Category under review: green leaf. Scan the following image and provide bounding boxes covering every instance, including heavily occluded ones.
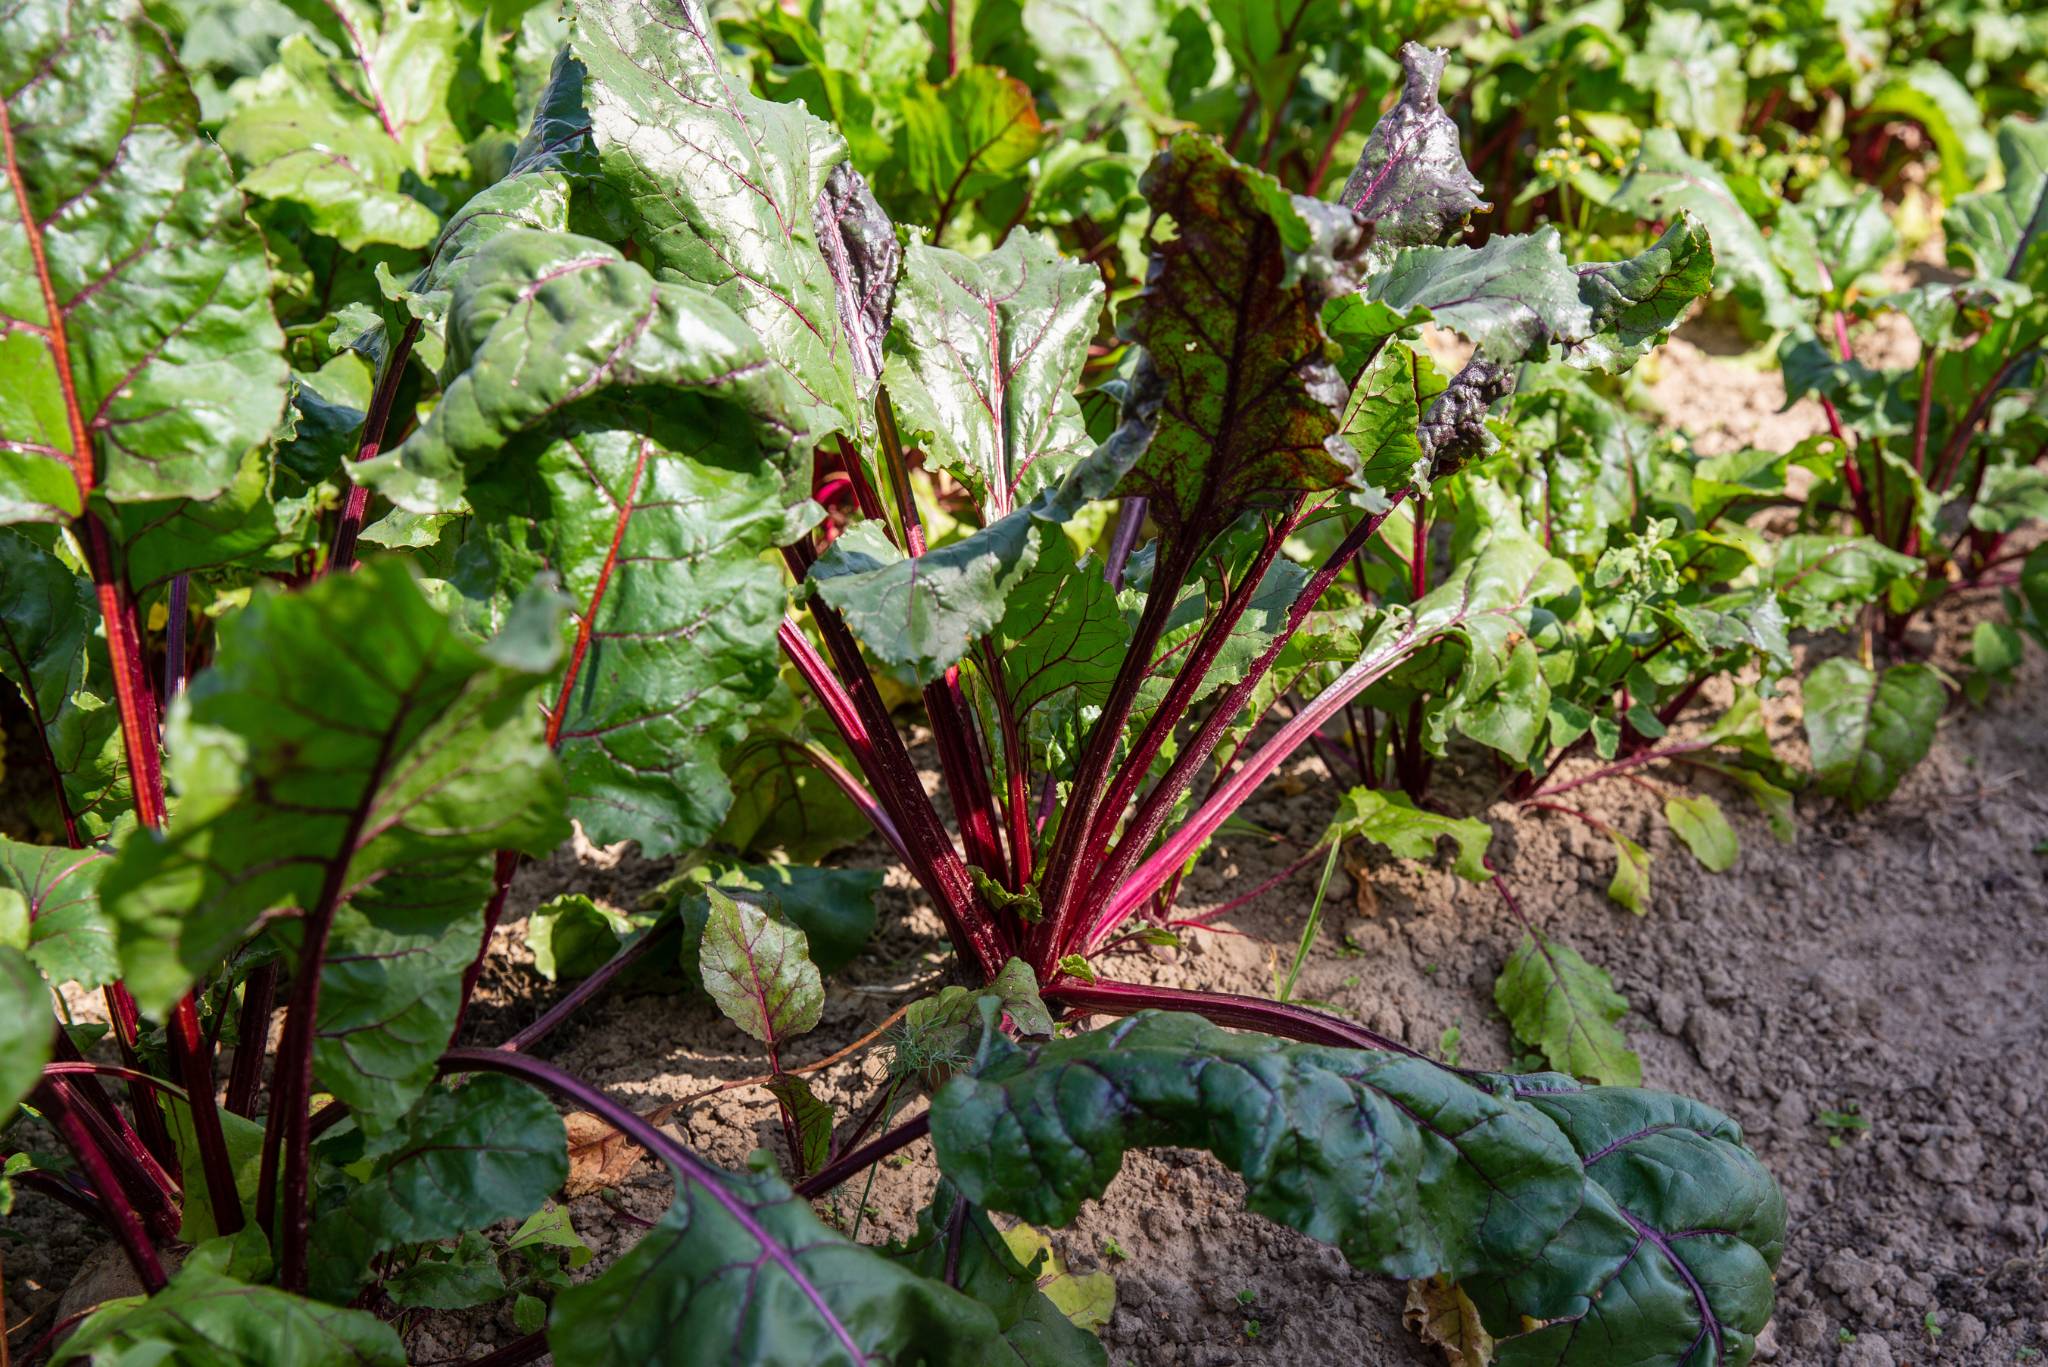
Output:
[810,516,1042,682]
[929,1011,1586,1280]
[1114,133,1369,544]
[1369,230,1588,367]
[1771,534,1922,631]
[363,230,809,516]
[765,1073,834,1175]
[1335,43,1486,250]
[895,66,1043,233]
[1325,788,1492,882]
[1567,214,1715,371]
[52,1266,405,1366]
[1014,0,1174,140]
[884,232,1102,519]
[308,1074,568,1302]
[0,0,289,523]
[570,0,898,442]
[1623,9,1745,138]
[1948,119,2048,287]
[1969,463,2048,533]
[891,1183,1110,1366]
[715,732,876,863]
[385,1231,510,1311]
[1470,1081,1786,1366]
[1604,830,1651,914]
[1866,64,1994,202]
[1608,128,1799,329]
[0,946,51,1118]
[1689,760,1796,845]
[104,562,567,1126]
[1495,933,1640,1086]
[1664,793,1738,872]
[168,1101,265,1242]
[526,894,634,983]
[698,887,824,1048]
[1803,658,1944,811]
[0,838,115,989]
[218,0,466,251]
[1774,191,1899,300]
[549,1163,1005,1365]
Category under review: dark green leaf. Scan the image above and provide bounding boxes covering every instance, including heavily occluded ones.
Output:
[1567,214,1714,371]
[1471,1080,1786,1366]
[890,1182,1110,1367]
[386,1231,510,1311]
[766,1073,834,1175]
[104,562,567,1127]
[929,1011,1586,1281]
[309,1074,568,1302]
[549,1163,1005,1365]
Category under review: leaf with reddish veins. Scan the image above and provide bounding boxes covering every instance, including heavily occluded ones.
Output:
[885,231,1103,519]
[101,561,567,1131]
[570,0,897,442]
[0,0,288,521]
[698,887,823,1049]
[1113,133,1370,545]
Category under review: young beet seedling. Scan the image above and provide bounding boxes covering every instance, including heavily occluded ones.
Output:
[0,0,1787,1363]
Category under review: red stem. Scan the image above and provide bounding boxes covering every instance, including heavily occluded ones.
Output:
[1045,979,1419,1057]
[223,961,276,1118]
[328,317,422,574]
[1519,739,1712,802]
[1031,534,1201,960]
[1079,497,1405,942]
[792,1112,932,1198]
[499,919,681,1054]
[40,1080,165,1293]
[1306,88,1372,195]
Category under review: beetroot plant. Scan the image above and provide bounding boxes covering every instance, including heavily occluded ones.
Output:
[0,0,1785,1362]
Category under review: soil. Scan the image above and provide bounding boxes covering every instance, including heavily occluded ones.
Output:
[6,319,2045,1367]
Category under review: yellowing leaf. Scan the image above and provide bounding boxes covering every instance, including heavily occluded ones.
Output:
[1404,1275,1495,1366]
[998,1222,1116,1334]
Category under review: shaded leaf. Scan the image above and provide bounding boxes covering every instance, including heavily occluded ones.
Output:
[526,894,634,983]
[890,1183,1110,1366]
[308,1074,568,1302]
[766,1073,834,1175]
[549,1162,1005,1365]
[0,836,116,990]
